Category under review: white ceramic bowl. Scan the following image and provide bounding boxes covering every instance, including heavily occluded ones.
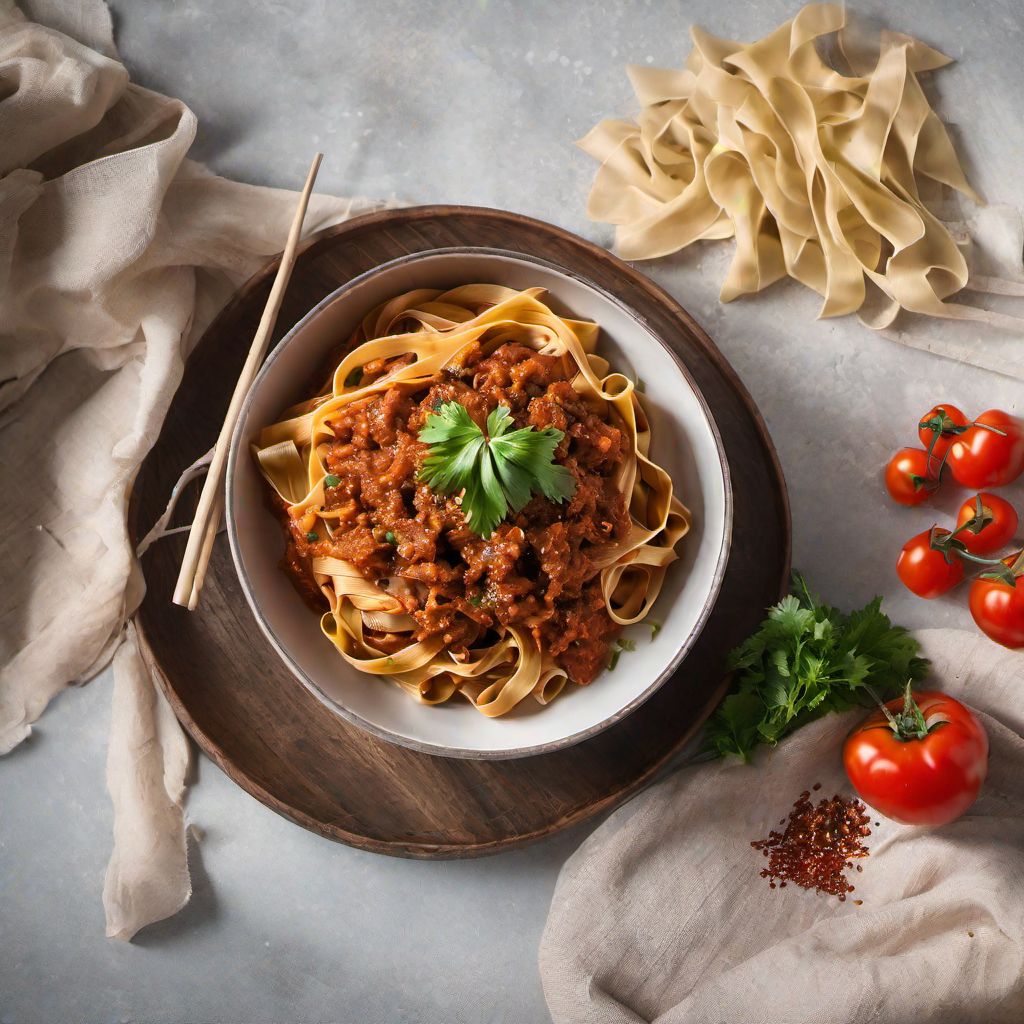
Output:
[227,248,731,758]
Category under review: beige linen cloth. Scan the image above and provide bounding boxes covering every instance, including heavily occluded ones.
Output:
[0,0,378,939]
[540,628,1024,1023]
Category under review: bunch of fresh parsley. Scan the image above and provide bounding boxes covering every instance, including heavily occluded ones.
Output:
[706,574,929,761]
[418,402,575,538]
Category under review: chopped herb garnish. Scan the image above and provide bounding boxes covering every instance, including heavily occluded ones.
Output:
[324,474,341,488]
[607,637,636,670]
[305,531,319,543]
[385,656,395,666]
[344,366,363,388]
[649,620,662,640]
[468,593,484,607]
[418,402,575,538]
[384,531,397,545]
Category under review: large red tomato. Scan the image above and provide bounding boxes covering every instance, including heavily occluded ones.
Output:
[844,688,988,826]
[948,409,1024,488]
[969,555,1024,649]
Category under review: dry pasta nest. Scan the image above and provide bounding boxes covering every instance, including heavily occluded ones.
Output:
[579,2,985,331]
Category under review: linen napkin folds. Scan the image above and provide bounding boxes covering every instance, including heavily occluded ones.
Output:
[540,629,1024,1024]
[0,0,378,939]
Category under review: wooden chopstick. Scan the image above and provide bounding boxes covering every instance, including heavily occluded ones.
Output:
[172,152,324,609]
[186,490,223,610]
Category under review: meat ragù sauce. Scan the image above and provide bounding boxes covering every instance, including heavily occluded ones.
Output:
[279,341,632,685]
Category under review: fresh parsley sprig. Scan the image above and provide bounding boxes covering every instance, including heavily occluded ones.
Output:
[706,574,928,761]
[418,402,575,538]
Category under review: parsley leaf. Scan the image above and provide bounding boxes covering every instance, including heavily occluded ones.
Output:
[705,574,928,761]
[418,401,576,538]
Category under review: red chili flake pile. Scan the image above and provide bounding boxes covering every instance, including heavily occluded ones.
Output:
[751,786,872,901]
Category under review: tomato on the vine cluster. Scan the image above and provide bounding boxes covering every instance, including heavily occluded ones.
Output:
[885,404,1024,504]
[889,403,1024,650]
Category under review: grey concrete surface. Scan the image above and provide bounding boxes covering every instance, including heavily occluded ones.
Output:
[2,1,1023,1021]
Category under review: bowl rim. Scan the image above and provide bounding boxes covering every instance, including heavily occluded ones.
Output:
[226,245,733,759]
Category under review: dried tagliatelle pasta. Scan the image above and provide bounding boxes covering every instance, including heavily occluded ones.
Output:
[579,2,990,329]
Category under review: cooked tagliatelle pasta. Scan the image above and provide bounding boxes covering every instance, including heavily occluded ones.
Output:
[254,285,689,717]
[579,2,983,330]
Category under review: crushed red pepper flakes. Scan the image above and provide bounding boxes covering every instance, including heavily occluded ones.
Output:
[751,786,871,901]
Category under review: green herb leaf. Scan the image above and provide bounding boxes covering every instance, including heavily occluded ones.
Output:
[418,401,576,538]
[705,691,764,762]
[705,574,928,761]
[306,531,319,543]
[344,367,363,388]
[384,531,397,545]
[324,474,341,488]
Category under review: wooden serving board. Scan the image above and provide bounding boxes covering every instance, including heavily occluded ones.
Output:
[129,206,790,858]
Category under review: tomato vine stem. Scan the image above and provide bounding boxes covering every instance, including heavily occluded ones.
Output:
[868,681,935,741]
[927,511,1020,587]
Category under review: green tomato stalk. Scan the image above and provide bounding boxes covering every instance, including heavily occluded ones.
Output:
[927,498,1022,588]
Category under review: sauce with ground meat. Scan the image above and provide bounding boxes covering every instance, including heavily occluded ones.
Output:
[278,341,632,685]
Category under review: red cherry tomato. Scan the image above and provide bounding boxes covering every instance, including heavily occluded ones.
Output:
[844,689,988,826]
[917,403,969,458]
[969,555,1024,649]
[897,528,964,598]
[955,493,1019,555]
[948,409,1024,488]
[884,448,934,506]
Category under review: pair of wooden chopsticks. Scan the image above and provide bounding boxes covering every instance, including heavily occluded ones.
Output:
[172,153,323,610]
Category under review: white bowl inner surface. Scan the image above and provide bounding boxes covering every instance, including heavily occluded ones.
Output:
[229,251,728,756]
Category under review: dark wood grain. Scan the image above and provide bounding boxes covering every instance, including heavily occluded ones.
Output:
[129,206,791,859]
